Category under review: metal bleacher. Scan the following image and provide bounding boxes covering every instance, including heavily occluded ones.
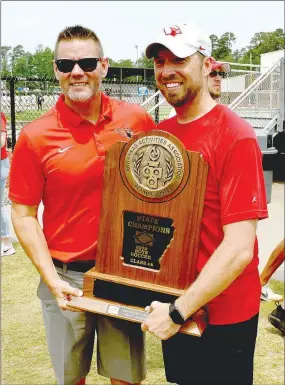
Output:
[142,57,284,152]
[141,56,285,198]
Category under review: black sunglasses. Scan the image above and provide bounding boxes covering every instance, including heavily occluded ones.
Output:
[209,71,228,79]
[55,58,103,73]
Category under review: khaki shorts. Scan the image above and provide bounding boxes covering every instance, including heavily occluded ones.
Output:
[37,267,146,385]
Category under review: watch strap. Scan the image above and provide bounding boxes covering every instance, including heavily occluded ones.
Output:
[169,302,185,325]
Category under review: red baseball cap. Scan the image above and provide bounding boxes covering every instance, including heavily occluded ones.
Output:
[211,58,230,72]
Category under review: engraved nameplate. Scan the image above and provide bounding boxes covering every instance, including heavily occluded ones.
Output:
[106,305,148,322]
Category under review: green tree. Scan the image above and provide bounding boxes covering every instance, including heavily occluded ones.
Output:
[242,28,285,64]
[108,58,119,66]
[249,29,284,52]
[230,49,239,62]
[211,32,236,60]
[109,53,153,69]
[138,52,154,69]
[11,45,25,61]
[11,45,29,77]
[32,45,54,77]
[1,46,12,77]
[209,34,219,54]
[107,58,134,68]
[12,54,30,77]
[116,59,134,67]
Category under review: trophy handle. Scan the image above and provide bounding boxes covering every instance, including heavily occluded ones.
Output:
[67,296,207,337]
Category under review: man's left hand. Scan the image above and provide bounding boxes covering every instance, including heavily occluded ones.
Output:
[141,301,180,340]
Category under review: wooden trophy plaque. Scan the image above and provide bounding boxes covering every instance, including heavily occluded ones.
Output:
[68,130,209,336]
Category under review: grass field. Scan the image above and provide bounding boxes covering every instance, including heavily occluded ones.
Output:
[1,244,284,384]
[6,109,50,123]
[4,103,172,127]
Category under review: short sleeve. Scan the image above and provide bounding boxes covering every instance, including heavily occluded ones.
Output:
[9,130,45,206]
[219,138,268,225]
[133,108,157,133]
[1,112,7,132]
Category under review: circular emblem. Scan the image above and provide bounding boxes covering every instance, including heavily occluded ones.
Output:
[124,135,184,198]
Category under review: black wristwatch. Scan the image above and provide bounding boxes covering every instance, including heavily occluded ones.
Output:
[169,302,185,325]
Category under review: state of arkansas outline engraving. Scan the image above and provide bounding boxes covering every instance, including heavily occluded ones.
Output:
[122,211,174,271]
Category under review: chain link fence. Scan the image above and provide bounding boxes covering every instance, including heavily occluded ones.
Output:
[229,60,283,127]
[230,60,284,153]
[1,61,283,149]
[1,76,157,149]
[220,70,261,106]
[143,65,271,122]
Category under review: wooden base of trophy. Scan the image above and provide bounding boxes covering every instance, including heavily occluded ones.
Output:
[67,268,208,336]
[68,131,209,337]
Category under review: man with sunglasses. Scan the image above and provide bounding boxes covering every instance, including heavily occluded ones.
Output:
[9,25,155,385]
[141,22,268,385]
[208,59,230,101]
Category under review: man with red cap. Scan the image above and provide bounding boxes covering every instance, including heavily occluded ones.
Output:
[208,58,230,100]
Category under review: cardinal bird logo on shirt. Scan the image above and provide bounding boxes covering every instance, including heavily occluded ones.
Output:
[163,25,182,37]
[114,127,134,138]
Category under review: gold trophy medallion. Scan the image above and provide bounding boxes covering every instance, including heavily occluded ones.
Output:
[124,135,184,198]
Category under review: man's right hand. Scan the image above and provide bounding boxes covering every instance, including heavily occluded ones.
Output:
[50,279,84,312]
[10,202,84,312]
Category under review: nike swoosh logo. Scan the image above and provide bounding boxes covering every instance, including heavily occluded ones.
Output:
[59,146,73,153]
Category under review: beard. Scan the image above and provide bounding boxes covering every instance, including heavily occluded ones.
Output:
[61,80,101,103]
[158,77,203,107]
[209,89,221,100]
[66,87,95,102]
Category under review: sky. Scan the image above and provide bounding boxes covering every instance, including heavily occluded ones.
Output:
[1,1,284,61]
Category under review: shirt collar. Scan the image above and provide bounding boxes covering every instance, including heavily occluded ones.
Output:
[56,92,113,128]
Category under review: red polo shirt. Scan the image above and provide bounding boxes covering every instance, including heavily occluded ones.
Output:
[9,93,156,262]
[158,104,268,325]
[1,112,8,160]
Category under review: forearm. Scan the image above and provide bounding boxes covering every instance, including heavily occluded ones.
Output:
[260,239,285,285]
[12,214,59,288]
[1,133,7,148]
[176,238,253,319]
[141,221,257,339]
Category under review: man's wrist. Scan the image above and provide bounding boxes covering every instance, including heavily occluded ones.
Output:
[169,301,186,325]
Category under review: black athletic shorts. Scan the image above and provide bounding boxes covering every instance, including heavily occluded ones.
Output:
[162,313,259,385]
